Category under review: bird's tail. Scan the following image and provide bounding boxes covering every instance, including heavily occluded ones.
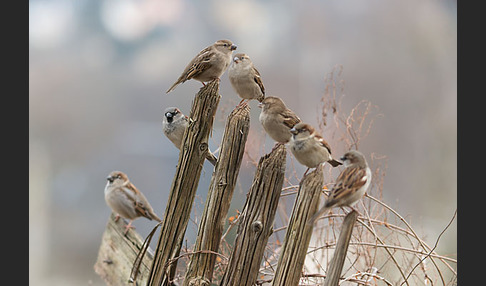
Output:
[307,206,331,226]
[206,151,218,166]
[166,81,180,93]
[328,158,343,167]
[150,211,162,222]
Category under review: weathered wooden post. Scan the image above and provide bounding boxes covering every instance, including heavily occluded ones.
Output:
[322,210,359,286]
[94,213,154,285]
[219,144,287,286]
[183,104,251,286]
[147,80,221,286]
[271,165,325,286]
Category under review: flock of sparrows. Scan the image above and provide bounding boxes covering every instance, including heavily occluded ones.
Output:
[104,39,372,233]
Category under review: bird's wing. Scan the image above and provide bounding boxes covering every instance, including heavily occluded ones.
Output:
[326,166,368,207]
[125,183,157,221]
[252,66,265,95]
[314,134,332,154]
[183,47,214,81]
[281,110,301,129]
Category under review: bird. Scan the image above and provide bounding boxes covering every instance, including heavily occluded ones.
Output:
[258,96,301,145]
[166,39,237,93]
[307,150,371,225]
[104,171,162,234]
[162,107,218,165]
[228,53,265,106]
[289,122,342,175]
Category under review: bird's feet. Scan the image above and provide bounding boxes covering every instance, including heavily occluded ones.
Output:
[123,220,136,235]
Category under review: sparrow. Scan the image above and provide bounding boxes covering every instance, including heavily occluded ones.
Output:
[228,53,265,106]
[289,122,342,175]
[166,39,237,93]
[104,171,162,234]
[258,96,301,144]
[307,150,371,225]
[162,107,218,166]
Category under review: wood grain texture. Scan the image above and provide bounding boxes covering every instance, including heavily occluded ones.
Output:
[147,80,221,286]
[94,213,154,286]
[271,165,325,286]
[219,144,287,286]
[183,104,251,286]
[323,210,359,286]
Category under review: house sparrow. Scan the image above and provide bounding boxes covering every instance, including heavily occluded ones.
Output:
[104,171,162,234]
[289,122,342,175]
[307,150,371,225]
[228,53,265,106]
[258,96,301,144]
[162,107,218,165]
[166,39,237,93]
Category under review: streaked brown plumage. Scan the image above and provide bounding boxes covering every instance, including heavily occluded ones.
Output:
[166,39,237,93]
[228,53,265,105]
[104,171,161,234]
[289,122,342,175]
[307,150,371,225]
[258,96,301,144]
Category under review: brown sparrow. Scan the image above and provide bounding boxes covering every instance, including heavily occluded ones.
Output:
[307,150,371,225]
[166,39,237,93]
[228,53,265,106]
[258,96,301,144]
[162,107,217,165]
[104,171,162,234]
[289,122,342,175]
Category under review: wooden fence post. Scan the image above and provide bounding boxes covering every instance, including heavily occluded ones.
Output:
[147,80,221,286]
[219,144,287,286]
[182,104,251,286]
[94,213,154,285]
[322,210,359,286]
[271,165,325,286]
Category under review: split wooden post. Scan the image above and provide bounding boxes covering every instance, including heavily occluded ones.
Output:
[219,144,287,286]
[322,210,359,286]
[183,104,251,286]
[271,165,325,286]
[147,80,221,286]
[94,213,154,286]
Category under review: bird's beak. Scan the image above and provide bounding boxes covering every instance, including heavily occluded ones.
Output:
[106,176,114,183]
[165,112,173,119]
[258,102,263,108]
[230,44,237,51]
[233,56,240,63]
[290,128,298,135]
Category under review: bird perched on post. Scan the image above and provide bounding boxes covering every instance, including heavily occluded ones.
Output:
[162,107,218,166]
[104,171,162,234]
[289,122,342,175]
[166,39,237,93]
[307,150,371,225]
[228,53,265,106]
[258,96,301,145]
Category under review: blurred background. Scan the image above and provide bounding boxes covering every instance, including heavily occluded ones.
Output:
[29,0,456,284]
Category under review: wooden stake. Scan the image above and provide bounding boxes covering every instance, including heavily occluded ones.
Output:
[323,210,359,286]
[147,80,221,286]
[183,104,251,286]
[271,165,325,286]
[219,144,287,286]
[94,213,154,286]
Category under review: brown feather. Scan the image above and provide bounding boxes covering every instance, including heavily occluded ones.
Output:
[253,67,265,95]
[282,110,301,129]
[326,167,367,206]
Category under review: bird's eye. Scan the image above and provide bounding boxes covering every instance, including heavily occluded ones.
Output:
[116,175,121,179]
[223,43,228,47]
